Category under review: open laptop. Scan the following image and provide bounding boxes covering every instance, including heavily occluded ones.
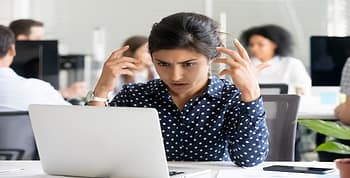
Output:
[28,105,211,178]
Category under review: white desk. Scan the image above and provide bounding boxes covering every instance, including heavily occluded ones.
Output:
[298,97,337,120]
[0,161,338,178]
[298,110,337,120]
[296,88,343,120]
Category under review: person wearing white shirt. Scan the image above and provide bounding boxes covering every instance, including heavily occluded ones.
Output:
[0,25,69,110]
[9,19,88,99]
[240,24,311,95]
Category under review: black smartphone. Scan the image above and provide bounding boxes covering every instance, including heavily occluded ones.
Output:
[263,165,334,174]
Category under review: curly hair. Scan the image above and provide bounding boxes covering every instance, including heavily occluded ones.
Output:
[240,24,293,56]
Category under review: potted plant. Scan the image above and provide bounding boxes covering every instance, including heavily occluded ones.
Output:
[298,119,350,178]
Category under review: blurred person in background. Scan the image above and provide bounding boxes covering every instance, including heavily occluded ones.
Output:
[0,25,69,110]
[240,24,311,95]
[113,35,158,93]
[9,19,88,99]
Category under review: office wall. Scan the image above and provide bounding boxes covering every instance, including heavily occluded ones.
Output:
[0,0,332,69]
[30,0,205,58]
[0,0,32,24]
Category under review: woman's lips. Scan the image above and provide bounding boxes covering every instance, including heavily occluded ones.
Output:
[170,83,189,90]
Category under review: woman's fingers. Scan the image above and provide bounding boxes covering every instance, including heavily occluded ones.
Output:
[117,62,138,70]
[233,39,250,61]
[256,62,271,73]
[216,47,247,66]
[117,59,143,71]
[218,69,232,77]
[119,69,135,76]
[108,45,130,61]
[107,56,139,69]
[212,57,240,68]
[113,56,138,65]
[216,43,270,75]
[214,40,260,102]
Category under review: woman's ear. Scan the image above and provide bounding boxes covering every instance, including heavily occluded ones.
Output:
[8,44,16,57]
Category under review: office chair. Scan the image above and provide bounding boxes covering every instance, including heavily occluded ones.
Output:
[262,94,300,161]
[260,83,289,94]
[0,107,38,160]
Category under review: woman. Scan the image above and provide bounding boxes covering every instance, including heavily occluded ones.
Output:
[240,24,311,95]
[114,35,158,93]
[88,12,268,167]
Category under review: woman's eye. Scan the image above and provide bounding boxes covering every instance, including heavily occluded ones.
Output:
[183,63,195,67]
[158,62,170,67]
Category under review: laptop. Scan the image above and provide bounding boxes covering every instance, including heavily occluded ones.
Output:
[28,105,211,178]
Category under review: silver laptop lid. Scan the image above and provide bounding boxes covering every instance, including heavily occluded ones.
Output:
[29,104,170,178]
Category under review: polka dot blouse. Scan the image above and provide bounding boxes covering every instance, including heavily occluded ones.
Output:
[109,76,269,167]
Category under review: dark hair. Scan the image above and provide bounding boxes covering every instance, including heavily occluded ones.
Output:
[240,24,293,56]
[149,12,222,60]
[9,19,44,38]
[122,35,148,57]
[0,25,15,58]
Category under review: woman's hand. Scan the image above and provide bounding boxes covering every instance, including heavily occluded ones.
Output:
[93,46,139,98]
[212,39,269,102]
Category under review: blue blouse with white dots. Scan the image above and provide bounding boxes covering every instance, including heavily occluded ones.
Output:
[109,76,269,167]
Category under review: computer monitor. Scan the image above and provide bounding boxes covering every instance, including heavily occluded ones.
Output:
[310,36,350,86]
[11,40,59,89]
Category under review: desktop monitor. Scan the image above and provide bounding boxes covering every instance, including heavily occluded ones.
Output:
[11,40,59,89]
[310,36,350,86]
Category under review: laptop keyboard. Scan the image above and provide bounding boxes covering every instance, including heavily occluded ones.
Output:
[169,171,184,176]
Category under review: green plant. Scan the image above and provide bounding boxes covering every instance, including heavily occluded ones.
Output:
[298,119,350,154]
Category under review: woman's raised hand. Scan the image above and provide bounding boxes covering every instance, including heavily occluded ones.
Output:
[94,46,140,98]
[212,39,269,102]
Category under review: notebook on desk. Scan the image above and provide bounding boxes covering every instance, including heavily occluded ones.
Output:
[28,105,211,178]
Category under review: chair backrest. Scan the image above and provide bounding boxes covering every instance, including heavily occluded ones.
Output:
[0,108,37,160]
[260,84,289,94]
[262,94,300,161]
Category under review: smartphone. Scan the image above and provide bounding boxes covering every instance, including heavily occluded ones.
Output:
[263,165,334,174]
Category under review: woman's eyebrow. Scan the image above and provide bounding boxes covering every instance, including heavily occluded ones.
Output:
[153,58,198,64]
[177,59,197,64]
[153,58,170,64]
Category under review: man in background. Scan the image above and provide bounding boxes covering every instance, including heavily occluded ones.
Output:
[9,19,87,99]
[0,25,69,110]
[9,19,44,40]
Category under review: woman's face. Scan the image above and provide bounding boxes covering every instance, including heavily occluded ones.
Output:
[152,49,209,97]
[249,35,277,61]
[134,43,153,67]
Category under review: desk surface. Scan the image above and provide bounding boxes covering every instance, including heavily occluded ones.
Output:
[298,95,338,120]
[0,161,338,178]
[298,103,337,120]
[298,112,337,120]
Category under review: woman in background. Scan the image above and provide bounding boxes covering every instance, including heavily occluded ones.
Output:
[114,35,158,93]
[240,24,311,95]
